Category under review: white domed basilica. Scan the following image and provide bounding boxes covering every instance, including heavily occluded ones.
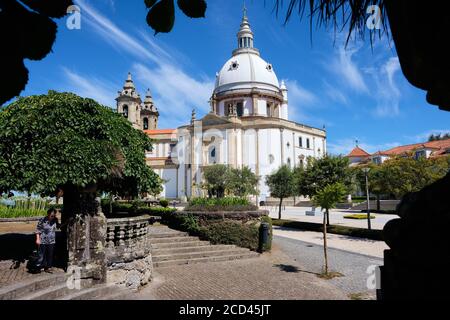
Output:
[116,9,326,202]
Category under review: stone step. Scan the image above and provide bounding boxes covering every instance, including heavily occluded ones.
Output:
[19,283,71,300]
[58,284,127,300]
[150,240,211,249]
[148,236,200,244]
[0,273,68,300]
[154,252,259,268]
[153,248,251,262]
[152,244,236,255]
[147,231,188,239]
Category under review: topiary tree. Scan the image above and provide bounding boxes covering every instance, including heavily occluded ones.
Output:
[202,164,229,198]
[0,91,162,281]
[295,155,351,225]
[0,91,161,205]
[312,182,347,275]
[266,165,296,220]
[225,166,259,198]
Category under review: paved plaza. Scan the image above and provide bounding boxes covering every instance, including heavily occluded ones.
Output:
[266,206,399,230]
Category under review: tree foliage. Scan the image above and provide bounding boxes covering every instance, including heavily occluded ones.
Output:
[266,165,296,219]
[225,166,259,197]
[295,155,352,198]
[145,0,207,34]
[353,156,449,199]
[201,164,259,198]
[0,0,73,106]
[312,182,347,212]
[0,91,161,198]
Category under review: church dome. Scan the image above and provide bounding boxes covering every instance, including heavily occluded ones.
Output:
[213,8,280,95]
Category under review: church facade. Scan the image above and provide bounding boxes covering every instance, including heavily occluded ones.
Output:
[116,11,326,202]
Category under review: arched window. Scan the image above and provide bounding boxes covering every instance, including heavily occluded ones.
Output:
[269,154,275,164]
[143,117,149,130]
[209,146,217,164]
[123,105,128,118]
[287,158,292,168]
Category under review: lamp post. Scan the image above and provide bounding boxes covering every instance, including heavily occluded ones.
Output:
[362,167,371,230]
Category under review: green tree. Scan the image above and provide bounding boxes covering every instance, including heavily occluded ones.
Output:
[202,164,228,198]
[353,164,386,211]
[266,165,296,220]
[0,91,161,217]
[225,166,259,197]
[295,155,351,225]
[312,182,347,275]
[381,156,449,199]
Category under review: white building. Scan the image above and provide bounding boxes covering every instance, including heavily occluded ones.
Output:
[117,10,326,201]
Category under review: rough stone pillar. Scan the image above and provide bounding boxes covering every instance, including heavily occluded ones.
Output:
[65,184,107,284]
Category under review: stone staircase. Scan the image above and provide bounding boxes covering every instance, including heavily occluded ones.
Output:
[148,225,259,268]
[0,272,131,300]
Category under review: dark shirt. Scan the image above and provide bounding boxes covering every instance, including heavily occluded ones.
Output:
[36,217,59,245]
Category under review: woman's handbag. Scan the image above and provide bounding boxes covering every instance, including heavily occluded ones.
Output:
[26,246,42,273]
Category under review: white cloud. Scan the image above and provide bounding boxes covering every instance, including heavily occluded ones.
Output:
[132,63,214,126]
[328,46,369,94]
[367,57,402,117]
[407,129,450,143]
[71,0,215,128]
[327,138,401,156]
[323,80,348,105]
[285,79,318,107]
[61,67,119,107]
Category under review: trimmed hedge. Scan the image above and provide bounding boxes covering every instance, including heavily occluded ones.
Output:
[101,199,176,216]
[185,197,258,212]
[162,211,272,252]
[272,219,383,241]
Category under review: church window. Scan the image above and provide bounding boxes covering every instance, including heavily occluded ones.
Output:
[236,102,244,117]
[287,158,292,168]
[306,138,311,149]
[299,137,303,148]
[269,154,275,164]
[143,117,149,130]
[266,64,273,72]
[230,61,239,70]
[123,105,129,118]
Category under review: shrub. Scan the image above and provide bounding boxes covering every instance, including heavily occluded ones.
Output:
[0,206,46,218]
[161,211,272,252]
[199,220,259,251]
[159,198,169,208]
[185,197,257,212]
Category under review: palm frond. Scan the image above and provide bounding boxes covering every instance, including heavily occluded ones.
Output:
[271,0,389,46]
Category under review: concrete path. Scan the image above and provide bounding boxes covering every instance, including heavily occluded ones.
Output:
[273,226,388,259]
[266,206,399,230]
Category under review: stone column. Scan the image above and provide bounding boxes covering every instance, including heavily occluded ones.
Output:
[65,184,107,285]
[280,128,284,165]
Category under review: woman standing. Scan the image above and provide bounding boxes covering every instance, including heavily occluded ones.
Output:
[35,208,59,273]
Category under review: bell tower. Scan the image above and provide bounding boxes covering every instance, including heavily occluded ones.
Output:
[116,72,142,130]
[141,89,159,130]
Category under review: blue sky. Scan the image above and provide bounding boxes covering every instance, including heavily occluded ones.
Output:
[18,0,450,155]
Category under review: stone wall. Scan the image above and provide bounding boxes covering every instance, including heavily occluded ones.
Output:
[105,215,153,290]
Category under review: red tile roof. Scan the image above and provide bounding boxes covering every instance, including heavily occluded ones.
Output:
[347,147,371,158]
[144,129,176,135]
[381,139,450,156]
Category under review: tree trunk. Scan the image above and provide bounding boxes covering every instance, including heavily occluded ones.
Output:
[323,209,329,275]
[278,198,283,220]
[326,210,330,226]
[376,194,381,212]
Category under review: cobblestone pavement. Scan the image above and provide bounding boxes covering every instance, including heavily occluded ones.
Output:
[274,236,382,300]
[129,246,348,300]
